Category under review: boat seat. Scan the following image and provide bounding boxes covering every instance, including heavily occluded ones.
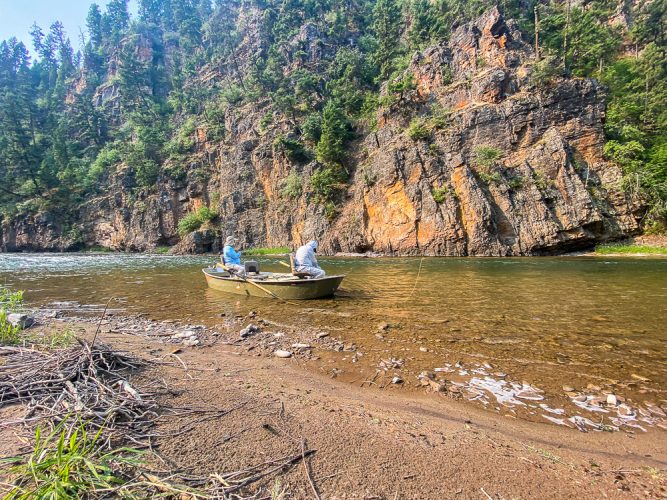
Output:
[289,253,311,279]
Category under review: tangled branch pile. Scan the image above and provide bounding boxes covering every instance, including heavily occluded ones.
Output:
[0,337,318,498]
[0,340,155,445]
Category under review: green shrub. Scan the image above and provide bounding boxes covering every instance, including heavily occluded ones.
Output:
[507,175,524,190]
[302,113,322,143]
[164,163,187,181]
[432,185,449,203]
[533,171,554,192]
[323,201,337,221]
[440,66,453,85]
[310,167,343,202]
[177,213,202,236]
[408,118,430,141]
[197,206,217,222]
[531,54,562,86]
[383,73,416,107]
[177,206,217,237]
[165,118,196,158]
[259,111,273,131]
[281,171,303,199]
[478,170,502,185]
[429,104,450,130]
[221,84,244,105]
[273,135,311,163]
[474,146,503,168]
[133,158,160,187]
[87,146,122,187]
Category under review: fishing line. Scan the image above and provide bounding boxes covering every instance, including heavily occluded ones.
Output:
[407,257,425,298]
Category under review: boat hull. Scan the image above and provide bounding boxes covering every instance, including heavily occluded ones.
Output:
[202,269,345,300]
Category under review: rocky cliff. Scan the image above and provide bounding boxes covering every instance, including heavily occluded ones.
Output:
[0,8,641,255]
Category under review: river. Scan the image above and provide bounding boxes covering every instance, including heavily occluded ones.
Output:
[2,253,666,431]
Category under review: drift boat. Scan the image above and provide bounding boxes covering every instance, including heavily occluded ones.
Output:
[202,266,345,300]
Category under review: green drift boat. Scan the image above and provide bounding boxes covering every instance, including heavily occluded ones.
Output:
[202,267,345,300]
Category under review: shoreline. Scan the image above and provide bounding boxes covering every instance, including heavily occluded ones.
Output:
[0,235,667,260]
[2,311,666,497]
[2,250,667,258]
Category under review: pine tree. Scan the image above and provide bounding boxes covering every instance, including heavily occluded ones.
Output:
[372,0,404,80]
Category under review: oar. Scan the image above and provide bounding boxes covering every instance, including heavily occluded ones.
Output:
[225,267,287,302]
[278,261,291,269]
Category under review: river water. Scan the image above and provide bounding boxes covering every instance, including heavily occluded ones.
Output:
[2,253,666,431]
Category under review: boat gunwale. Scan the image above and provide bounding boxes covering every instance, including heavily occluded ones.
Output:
[202,268,345,286]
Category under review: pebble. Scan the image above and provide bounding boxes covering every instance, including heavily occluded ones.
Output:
[606,394,618,406]
[274,350,292,358]
[419,347,428,352]
[377,322,390,332]
[391,376,403,384]
[292,343,311,349]
[562,385,575,392]
[316,332,329,339]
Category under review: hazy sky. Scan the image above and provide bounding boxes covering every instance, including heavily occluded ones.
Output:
[0,0,138,53]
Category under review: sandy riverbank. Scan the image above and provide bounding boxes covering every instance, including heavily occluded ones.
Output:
[2,315,666,498]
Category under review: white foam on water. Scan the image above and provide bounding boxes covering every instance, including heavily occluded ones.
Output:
[540,404,565,415]
[542,415,569,426]
[468,377,529,407]
[572,396,609,413]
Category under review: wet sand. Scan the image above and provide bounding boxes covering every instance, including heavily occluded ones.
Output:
[2,315,665,498]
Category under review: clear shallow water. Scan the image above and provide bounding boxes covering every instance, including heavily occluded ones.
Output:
[2,253,666,429]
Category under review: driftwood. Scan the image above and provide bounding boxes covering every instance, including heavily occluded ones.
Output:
[0,340,318,498]
[0,340,155,445]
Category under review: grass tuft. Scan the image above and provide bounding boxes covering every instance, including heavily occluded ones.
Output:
[0,287,24,345]
[1,419,144,499]
[244,246,291,256]
[595,243,667,255]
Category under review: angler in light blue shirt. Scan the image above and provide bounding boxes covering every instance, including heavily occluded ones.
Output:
[221,236,244,273]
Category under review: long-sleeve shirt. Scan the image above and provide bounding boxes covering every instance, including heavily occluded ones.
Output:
[294,241,319,268]
[223,245,241,265]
